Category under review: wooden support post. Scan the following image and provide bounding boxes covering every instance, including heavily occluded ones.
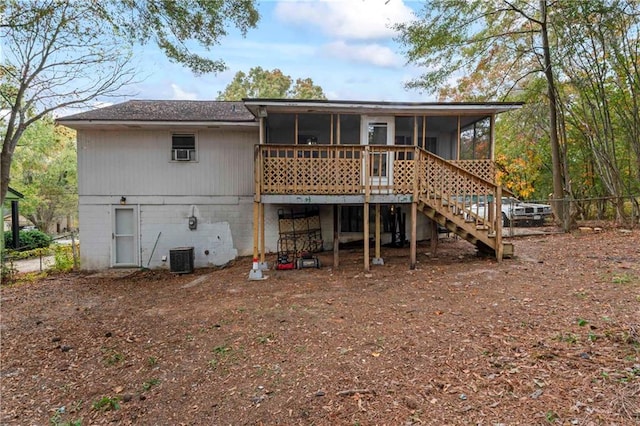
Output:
[259,202,265,263]
[364,202,370,271]
[410,202,417,269]
[495,186,503,262]
[375,204,381,258]
[372,203,383,265]
[363,145,371,271]
[333,205,340,269]
[456,115,461,160]
[430,219,438,256]
[252,201,259,261]
[410,145,420,269]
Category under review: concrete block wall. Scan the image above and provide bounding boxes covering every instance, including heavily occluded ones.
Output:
[78,204,112,270]
[79,199,435,271]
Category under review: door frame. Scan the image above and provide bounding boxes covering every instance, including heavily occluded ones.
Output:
[361,115,395,188]
[111,205,139,267]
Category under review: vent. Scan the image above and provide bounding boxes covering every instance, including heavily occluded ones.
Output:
[174,149,191,161]
[169,247,194,274]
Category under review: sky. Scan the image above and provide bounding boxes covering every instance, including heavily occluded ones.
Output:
[126,0,432,103]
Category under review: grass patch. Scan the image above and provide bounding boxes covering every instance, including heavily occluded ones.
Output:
[101,348,124,366]
[92,396,120,411]
[142,378,160,391]
[612,273,636,284]
[208,344,241,371]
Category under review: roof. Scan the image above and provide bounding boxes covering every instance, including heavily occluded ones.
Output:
[56,99,524,130]
[57,100,256,129]
[5,187,24,201]
[243,98,524,116]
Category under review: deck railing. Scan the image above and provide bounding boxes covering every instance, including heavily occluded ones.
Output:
[258,144,496,196]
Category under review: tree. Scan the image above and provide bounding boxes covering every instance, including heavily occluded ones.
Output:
[395,1,571,226]
[10,117,77,233]
[554,1,640,222]
[217,67,326,100]
[0,0,259,205]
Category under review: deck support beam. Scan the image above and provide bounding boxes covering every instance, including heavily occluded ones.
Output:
[495,186,503,262]
[364,202,370,271]
[410,202,417,269]
[248,201,265,280]
[430,219,438,256]
[259,202,267,269]
[333,205,340,268]
[372,204,384,265]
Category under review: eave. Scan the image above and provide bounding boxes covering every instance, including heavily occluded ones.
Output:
[243,99,524,117]
[57,120,260,131]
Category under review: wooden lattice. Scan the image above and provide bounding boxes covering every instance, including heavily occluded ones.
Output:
[451,160,496,183]
[392,160,415,194]
[260,146,497,198]
[262,151,362,195]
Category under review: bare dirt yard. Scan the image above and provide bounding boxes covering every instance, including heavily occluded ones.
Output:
[1,225,639,426]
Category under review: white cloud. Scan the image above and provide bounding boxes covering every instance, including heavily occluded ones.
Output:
[54,101,114,119]
[275,0,415,41]
[170,83,199,100]
[322,41,401,68]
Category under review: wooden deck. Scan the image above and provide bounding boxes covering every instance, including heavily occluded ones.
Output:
[254,144,509,262]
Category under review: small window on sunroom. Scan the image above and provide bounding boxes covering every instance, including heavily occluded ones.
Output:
[171,134,196,161]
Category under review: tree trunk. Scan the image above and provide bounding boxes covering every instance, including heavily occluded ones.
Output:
[540,0,567,230]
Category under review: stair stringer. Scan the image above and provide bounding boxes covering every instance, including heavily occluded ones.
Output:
[418,196,497,255]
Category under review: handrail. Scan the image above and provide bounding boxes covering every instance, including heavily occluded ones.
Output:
[415,147,500,236]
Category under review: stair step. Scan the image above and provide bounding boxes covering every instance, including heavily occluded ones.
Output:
[419,195,514,260]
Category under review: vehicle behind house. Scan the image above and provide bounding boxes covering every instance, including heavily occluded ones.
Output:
[470,197,552,227]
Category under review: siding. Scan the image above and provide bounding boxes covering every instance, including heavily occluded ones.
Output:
[78,128,257,196]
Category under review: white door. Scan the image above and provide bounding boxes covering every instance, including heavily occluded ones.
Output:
[113,207,138,267]
[362,116,394,188]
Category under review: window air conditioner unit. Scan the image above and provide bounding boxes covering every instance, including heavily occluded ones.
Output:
[174,149,191,161]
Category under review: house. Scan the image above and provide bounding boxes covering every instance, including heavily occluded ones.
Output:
[57,99,522,272]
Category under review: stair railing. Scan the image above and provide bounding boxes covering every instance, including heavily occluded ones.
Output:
[415,148,501,237]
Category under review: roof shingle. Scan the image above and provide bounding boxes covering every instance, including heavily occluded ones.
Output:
[58,100,256,122]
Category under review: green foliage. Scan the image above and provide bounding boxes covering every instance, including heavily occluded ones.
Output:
[141,378,160,391]
[102,347,124,366]
[52,245,74,272]
[4,229,52,251]
[217,67,326,100]
[1,260,17,284]
[397,0,640,224]
[1,0,259,205]
[49,407,82,426]
[93,0,259,75]
[91,396,120,411]
[10,117,78,232]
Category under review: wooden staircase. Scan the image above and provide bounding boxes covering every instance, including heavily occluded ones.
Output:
[415,149,513,260]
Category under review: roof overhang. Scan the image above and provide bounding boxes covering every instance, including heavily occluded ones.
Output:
[243,99,524,116]
[5,187,24,201]
[57,120,259,131]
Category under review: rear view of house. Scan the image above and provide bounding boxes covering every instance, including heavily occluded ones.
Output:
[58,99,521,271]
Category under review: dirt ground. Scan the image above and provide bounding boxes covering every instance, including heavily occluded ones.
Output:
[1,224,639,426]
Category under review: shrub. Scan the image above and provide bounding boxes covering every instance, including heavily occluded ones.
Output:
[52,244,74,272]
[3,229,52,251]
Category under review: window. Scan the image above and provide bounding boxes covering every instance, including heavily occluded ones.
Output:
[171,134,196,161]
[459,117,491,160]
